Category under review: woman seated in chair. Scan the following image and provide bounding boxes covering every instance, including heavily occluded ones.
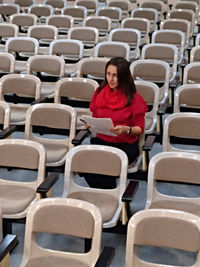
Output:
[84,57,148,189]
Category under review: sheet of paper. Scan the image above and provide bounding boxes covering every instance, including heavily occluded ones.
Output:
[81,115,117,136]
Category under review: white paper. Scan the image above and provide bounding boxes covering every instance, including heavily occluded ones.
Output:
[81,115,117,136]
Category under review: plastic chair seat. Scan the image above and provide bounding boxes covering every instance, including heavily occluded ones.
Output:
[68,191,118,223]
[0,185,35,215]
[42,143,68,164]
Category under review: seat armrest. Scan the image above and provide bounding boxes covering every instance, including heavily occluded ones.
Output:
[0,234,18,262]
[143,135,156,151]
[94,246,115,267]
[72,129,90,146]
[31,96,50,106]
[122,180,139,202]
[0,125,18,139]
[37,173,59,198]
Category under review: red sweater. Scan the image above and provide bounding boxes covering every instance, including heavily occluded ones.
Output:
[90,85,148,144]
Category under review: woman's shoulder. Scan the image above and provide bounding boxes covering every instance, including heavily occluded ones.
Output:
[131,91,148,112]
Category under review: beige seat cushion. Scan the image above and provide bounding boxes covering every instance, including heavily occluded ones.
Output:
[150,200,200,216]
[42,143,68,164]
[0,185,35,214]
[68,191,118,223]
[24,256,90,267]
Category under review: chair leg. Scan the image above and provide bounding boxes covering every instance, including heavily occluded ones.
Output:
[2,219,12,237]
[84,238,92,253]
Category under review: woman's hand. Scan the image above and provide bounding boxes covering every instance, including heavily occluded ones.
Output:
[110,125,130,135]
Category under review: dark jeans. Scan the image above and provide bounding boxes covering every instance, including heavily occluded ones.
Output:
[83,137,139,189]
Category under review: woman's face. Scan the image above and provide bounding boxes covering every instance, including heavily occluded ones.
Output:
[106,64,119,90]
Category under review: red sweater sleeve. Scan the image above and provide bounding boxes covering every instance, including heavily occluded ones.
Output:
[131,92,148,133]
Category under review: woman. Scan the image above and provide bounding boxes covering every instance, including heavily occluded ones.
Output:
[84,57,148,189]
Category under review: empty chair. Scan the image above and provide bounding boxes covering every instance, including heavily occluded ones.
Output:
[45,0,66,14]
[49,39,84,76]
[130,59,170,105]
[0,3,20,22]
[0,52,15,77]
[151,29,185,64]
[126,208,200,267]
[140,0,165,21]
[190,46,200,63]
[141,43,178,82]
[94,41,130,61]
[5,37,39,73]
[108,28,141,60]
[62,144,128,228]
[76,57,110,83]
[135,80,159,135]
[25,103,76,169]
[27,55,65,97]
[14,0,34,12]
[174,83,200,112]
[62,5,87,26]
[0,23,18,52]
[83,15,112,41]
[75,0,98,15]
[28,4,54,24]
[183,62,200,84]
[121,17,151,45]
[131,8,158,32]
[27,24,58,55]
[95,6,122,28]
[46,14,74,38]
[10,13,37,36]
[146,152,200,217]
[0,138,46,233]
[173,1,199,18]
[20,198,113,267]
[0,74,41,125]
[68,26,99,57]
[54,77,99,129]
[160,18,191,48]
[167,9,195,33]
[106,0,131,17]
[162,112,200,154]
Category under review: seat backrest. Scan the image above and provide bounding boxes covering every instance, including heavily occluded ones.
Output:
[46,14,74,29]
[27,24,58,41]
[83,15,112,34]
[5,37,39,55]
[140,0,165,20]
[10,13,37,27]
[190,46,200,63]
[108,28,141,59]
[61,5,87,25]
[20,198,102,266]
[126,207,200,267]
[28,4,54,22]
[0,3,20,19]
[163,112,200,153]
[0,138,45,187]
[173,1,198,17]
[68,26,99,46]
[141,43,178,81]
[131,8,158,32]
[160,18,191,47]
[45,0,66,9]
[106,0,131,15]
[121,17,150,44]
[15,0,34,8]
[151,29,185,63]
[27,54,65,76]
[130,59,170,104]
[167,9,195,32]
[174,84,200,112]
[94,41,130,61]
[0,23,18,38]
[76,57,109,81]
[0,52,15,73]
[49,39,84,61]
[183,62,200,84]
[135,80,159,135]
[95,6,122,27]
[0,100,11,129]
[75,0,98,14]
[62,144,128,228]
[25,103,77,162]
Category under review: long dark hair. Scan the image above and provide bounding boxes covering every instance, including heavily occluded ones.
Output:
[97,57,136,106]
